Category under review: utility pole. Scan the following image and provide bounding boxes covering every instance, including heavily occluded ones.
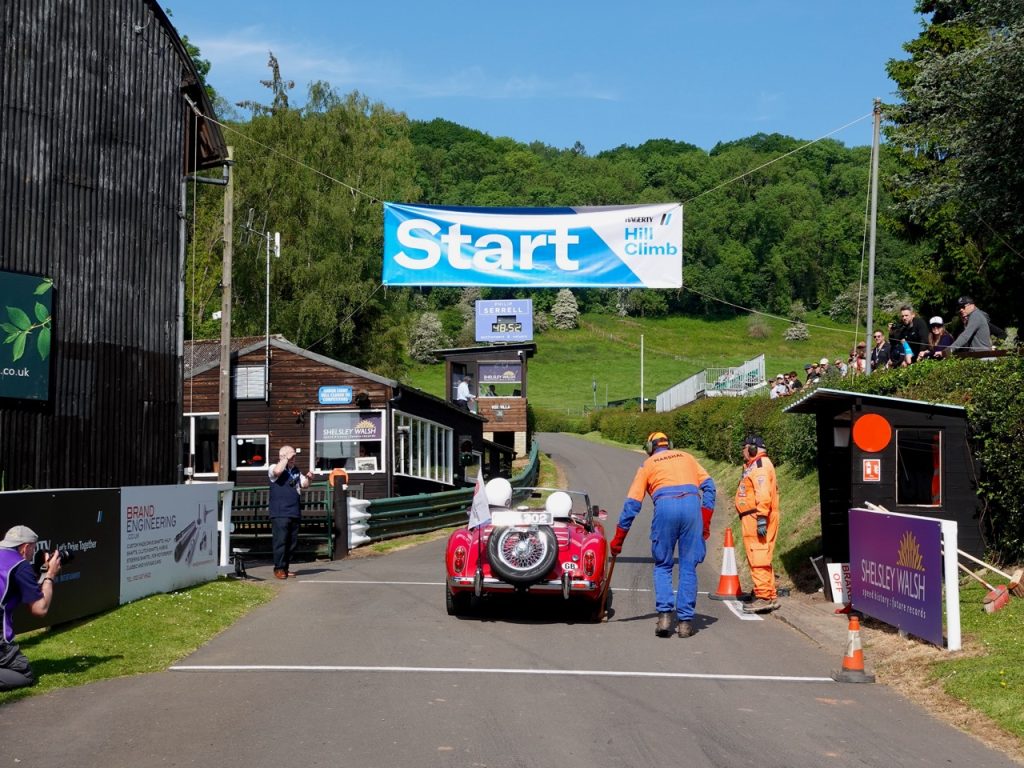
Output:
[218,147,233,482]
[640,334,645,412]
[865,99,881,374]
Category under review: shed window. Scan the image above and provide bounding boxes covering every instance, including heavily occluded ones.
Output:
[312,410,384,474]
[233,435,269,470]
[183,413,219,478]
[235,366,265,400]
[896,429,941,507]
[393,411,453,485]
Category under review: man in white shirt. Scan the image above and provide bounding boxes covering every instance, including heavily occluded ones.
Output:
[456,374,476,411]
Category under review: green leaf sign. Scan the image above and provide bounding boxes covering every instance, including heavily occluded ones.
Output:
[0,270,53,401]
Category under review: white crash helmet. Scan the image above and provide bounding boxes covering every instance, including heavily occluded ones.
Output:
[485,477,513,508]
[545,491,573,518]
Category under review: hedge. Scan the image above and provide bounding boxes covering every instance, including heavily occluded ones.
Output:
[534,355,1024,561]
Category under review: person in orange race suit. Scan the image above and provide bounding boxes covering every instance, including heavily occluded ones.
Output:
[734,434,781,614]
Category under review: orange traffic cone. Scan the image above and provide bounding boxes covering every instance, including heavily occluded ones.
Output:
[831,615,875,683]
[708,528,743,601]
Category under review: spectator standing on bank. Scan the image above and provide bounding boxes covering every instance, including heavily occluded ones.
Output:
[939,297,992,357]
[269,445,312,580]
[870,330,890,371]
[918,316,954,361]
[834,358,849,377]
[609,432,716,639]
[734,436,781,614]
[0,526,61,691]
[769,375,788,399]
[850,342,867,375]
[787,371,803,394]
[889,305,929,365]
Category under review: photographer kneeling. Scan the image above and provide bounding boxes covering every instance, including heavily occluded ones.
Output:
[1,526,61,691]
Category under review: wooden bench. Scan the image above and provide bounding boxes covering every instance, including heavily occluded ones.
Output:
[230,485,336,560]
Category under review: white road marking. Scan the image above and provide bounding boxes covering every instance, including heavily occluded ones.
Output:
[723,599,765,621]
[170,664,832,683]
[305,581,758,615]
[310,579,443,586]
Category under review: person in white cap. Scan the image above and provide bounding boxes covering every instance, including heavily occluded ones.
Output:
[917,316,954,361]
[0,525,62,690]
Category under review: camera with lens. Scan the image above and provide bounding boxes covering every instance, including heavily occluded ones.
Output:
[33,547,74,572]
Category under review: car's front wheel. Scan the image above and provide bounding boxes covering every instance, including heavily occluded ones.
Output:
[487,526,558,585]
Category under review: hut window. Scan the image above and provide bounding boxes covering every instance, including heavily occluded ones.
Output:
[233,435,269,470]
[234,366,266,400]
[392,411,454,485]
[183,413,219,477]
[895,429,942,507]
[312,410,384,474]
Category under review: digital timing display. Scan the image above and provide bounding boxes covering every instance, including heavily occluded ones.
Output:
[490,315,523,333]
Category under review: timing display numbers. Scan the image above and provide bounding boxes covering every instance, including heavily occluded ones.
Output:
[491,315,523,334]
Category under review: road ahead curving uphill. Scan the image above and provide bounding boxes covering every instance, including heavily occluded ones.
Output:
[0,433,1017,768]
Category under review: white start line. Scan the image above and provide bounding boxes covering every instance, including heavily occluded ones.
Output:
[170,664,832,684]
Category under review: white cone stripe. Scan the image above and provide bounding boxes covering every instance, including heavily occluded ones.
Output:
[720,547,737,575]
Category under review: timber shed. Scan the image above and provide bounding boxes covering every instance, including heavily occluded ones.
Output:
[184,337,512,498]
[0,0,228,489]
[784,388,984,561]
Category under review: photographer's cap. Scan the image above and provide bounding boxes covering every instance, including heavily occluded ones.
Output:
[1,525,38,548]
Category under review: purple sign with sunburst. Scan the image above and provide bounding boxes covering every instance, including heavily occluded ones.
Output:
[849,507,944,646]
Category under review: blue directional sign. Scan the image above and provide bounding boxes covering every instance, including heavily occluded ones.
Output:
[318,385,353,405]
[382,203,682,288]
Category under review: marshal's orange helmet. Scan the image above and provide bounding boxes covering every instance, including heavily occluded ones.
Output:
[644,431,673,455]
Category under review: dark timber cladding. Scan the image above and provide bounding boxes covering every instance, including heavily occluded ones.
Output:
[784,388,985,560]
[0,1,228,489]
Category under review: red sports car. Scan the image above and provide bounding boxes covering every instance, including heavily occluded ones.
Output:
[445,479,612,621]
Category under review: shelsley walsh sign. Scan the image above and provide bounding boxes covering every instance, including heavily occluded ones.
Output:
[849,507,944,646]
[382,203,682,288]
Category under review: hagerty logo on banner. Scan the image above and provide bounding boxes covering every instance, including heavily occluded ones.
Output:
[382,203,682,288]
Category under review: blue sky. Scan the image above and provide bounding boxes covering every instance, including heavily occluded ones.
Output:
[167,1,926,153]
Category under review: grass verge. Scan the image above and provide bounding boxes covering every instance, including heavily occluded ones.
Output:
[0,577,273,706]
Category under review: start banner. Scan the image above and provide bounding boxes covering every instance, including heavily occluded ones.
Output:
[383,203,682,288]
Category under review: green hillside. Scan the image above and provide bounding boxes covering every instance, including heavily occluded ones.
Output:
[403,311,858,413]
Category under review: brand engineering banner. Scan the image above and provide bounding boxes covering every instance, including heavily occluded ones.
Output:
[383,203,682,288]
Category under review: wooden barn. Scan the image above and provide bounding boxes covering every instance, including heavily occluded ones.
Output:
[184,337,510,498]
[0,1,227,489]
[784,388,985,560]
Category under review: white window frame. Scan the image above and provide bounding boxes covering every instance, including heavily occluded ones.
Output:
[311,409,386,476]
[232,434,270,471]
[392,410,454,486]
[183,411,219,479]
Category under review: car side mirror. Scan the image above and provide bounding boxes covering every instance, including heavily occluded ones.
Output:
[594,507,608,521]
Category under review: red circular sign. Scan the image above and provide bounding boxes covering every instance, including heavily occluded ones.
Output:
[852,413,892,453]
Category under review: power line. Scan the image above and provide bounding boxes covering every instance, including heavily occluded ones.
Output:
[682,112,873,205]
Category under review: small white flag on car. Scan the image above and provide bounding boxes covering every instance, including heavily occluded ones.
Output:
[468,469,491,530]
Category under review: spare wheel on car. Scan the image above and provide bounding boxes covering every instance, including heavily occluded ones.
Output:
[487,526,558,585]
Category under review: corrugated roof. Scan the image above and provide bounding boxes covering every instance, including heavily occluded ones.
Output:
[184,336,397,388]
[783,387,966,416]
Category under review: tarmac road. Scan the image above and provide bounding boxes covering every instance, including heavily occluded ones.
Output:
[0,433,1017,767]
